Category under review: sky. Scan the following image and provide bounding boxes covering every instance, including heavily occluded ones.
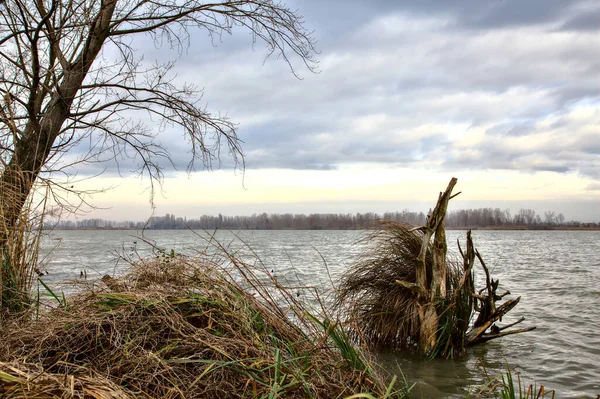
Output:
[70,0,600,222]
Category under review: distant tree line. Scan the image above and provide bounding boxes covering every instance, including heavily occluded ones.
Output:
[48,208,598,230]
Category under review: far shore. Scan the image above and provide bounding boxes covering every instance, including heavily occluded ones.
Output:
[48,226,600,231]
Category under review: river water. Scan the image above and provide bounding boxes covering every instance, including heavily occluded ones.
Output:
[38,229,600,398]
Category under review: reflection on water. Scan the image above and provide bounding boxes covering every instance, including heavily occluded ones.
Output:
[39,229,600,399]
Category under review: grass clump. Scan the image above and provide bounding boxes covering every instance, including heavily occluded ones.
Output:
[335,221,463,353]
[335,221,425,349]
[0,361,130,398]
[473,366,556,399]
[0,250,403,398]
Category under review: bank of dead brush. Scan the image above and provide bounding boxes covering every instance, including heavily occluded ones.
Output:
[0,252,399,398]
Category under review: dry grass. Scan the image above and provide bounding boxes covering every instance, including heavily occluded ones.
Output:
[0,249,401,398]
[335,221,428,350]
[0,178,48,316]
[335,221,463,353]
[0,361,130,398]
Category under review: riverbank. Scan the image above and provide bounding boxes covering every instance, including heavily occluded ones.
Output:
[47,208,599,231]
[0,254,400,398]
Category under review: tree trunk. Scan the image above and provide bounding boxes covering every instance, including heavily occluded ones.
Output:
[1,0,118,312]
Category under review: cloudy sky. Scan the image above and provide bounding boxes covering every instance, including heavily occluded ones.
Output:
[75,0,600,222]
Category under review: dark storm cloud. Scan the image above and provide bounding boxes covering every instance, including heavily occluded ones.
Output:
[238,119,447,169]
[460,0,571,29]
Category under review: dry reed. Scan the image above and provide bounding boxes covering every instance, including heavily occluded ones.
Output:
[0,178,48,316]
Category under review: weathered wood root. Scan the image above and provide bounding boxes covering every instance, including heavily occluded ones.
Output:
[395,279,426,299]
[466,296,536,345]
[405,178,537,355]
[468,326,537,345]
[462,241,536,346]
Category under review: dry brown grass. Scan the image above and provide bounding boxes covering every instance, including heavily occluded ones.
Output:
[335,221,429,350]
[0,179,48,316]
[0,250,400,398]
[0,361,130,398]
[335,221,463,353]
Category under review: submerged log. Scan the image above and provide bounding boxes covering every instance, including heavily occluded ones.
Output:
[467,297,521,342]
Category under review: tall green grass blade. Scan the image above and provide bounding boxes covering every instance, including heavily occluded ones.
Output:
[37,277,65,308]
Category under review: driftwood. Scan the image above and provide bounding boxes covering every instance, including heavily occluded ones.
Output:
[412,178,535,354]
[464,246,536,345]
[429,179,535,352]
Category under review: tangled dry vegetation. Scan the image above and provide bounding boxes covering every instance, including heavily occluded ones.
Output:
[336,178,535,359]
[0,252,399,398]
[335,221,463,352]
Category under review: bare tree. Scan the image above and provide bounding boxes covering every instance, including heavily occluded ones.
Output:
[544,210,556,225]
[0,0,317,311]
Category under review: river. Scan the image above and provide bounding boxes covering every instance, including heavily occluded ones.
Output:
[38,229,600,398]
